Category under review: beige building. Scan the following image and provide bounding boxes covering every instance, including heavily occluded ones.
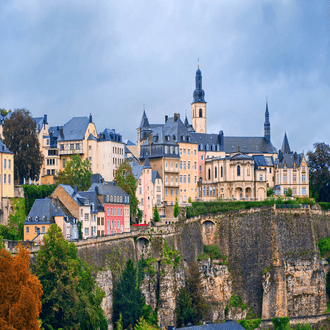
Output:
[0,141,14,199]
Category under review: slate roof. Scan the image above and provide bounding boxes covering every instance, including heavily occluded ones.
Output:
[91,173,104,185]
[151,170,161,184]
[130,161,143,180]
[231,153,254,161]
[224,137,276,154]
[275,152,304,169]
[87,133,97,141]
[0,140,13,154]
[125,140,136,146]
[33,117,44,131]
[48,126,62,148]
[252,155,274,168]
[140,110,149,128]
[76,191,103,213]
[192,133,224,151]
[281,132,291,154]
[98,128,122,142]
[57,117,90,142]
[177,321,245,330]
[88,183,130,203]
[163,116,198,144]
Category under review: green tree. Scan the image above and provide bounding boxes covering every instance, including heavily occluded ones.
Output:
[137,209,143,224]
[35,223,107,330]
[285,188,293,197]
[153,204,160,222]
[134,317,148,330]
[2,109,43,183]
[185,262,207,324]
[176,286,195,327]
[112,259,145,329]
[54,153,92,191]
[307,142,330,202]
[267,187,274,197]
[271,317,290,330]
[114,160,138,219]
[173,198,180,218]
[23,184,56,214]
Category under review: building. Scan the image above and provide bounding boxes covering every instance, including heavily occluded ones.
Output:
[24,198,79,242]
[274,133,309,197]
[0,140,14,199]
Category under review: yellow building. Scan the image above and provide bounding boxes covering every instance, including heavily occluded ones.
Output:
[0,141,14,199]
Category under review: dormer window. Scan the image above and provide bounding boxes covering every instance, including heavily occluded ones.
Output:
[165,146,168,154]
[35,216,39,221]
[173,134,176,140]
[84,199,89,206]
[170,146,173,154]
[110,195,113,202]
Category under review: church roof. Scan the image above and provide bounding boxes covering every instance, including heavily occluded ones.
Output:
[224,136,276,154]
[231,153,254,161]
[139,110,149,128]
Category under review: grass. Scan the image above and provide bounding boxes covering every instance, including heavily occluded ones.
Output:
[324,302,330,313]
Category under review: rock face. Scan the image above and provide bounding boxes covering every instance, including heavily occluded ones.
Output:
[80,209,330,327]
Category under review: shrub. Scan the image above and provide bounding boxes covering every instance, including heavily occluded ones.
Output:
[239,319,261,330]
[271,317,290,330]
[296,323,311,330]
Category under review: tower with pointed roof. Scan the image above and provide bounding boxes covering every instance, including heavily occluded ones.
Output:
[191,66,207,133]
[281,132,291,154]
[264,101,270,142]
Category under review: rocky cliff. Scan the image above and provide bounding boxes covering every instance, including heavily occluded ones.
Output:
[75,208,330,328]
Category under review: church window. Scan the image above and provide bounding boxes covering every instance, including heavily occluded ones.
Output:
[215,167,217,178]
[208,169,211,180]
[221,166,223,177]
[199,109,203,117]
[237,165,241,176]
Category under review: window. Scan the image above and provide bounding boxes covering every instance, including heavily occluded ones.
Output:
[26,227,29,234]
[85,214,89,221]
[210,187,212,196]
[81,209,83,216]
[8,160,10,169]
[237,165,240,176]
[176,162,178,169]
[165,146,168,153]
[188,161,190,169]
[76,143,80,149]
[60,144,64,151]
[111,208,113,216]
[47,139,50,145]
[4,159,6,169]
[115,208,117,216]
[8,174,10,184]
[203,187,205,196]
[180,148,182,155]
[170,161,173,168]
[89,145,92,149]
[269,168,272,173]
[165,189,168,196]
[107,208,109,216]
[247,166,250,176]
[170,176,173,183]
[180,162,182,169]
[199,109,203,117]
[194,149,196,156]
[199,165,202,172]
[176,189,178,195]
[188,174,190,183]
[70,144,74,150]
[188,149,190,155]
[117,220,119,228]
[62,159,65,168]
[215,167,217,178]
[201,155,203,160]
[195,176,197,184]
[141,198,144,206]
[4,174,6,184]
[184,175,186,183]
[42,226,45,234]
[184,162,186,170]
[302,175,306,182]
[283,175,287,182]
[85,228,89,235]
[180,175,182,183]
[175,147,178,154]
[170,147,173,154]
[302,188,306,195]
[293,188,297,195]
[293,175,296,182]
[165,161,168,168]
[183,149,186,155]
[171,189,173,195]
[221,166,223,177]
[165,176,168,184]
[260,175,263,181]
[208,169,211,180]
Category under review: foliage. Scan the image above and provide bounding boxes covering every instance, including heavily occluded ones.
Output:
[35,223,107,330]
[173,198,180,217]
[23,184,56,215]
[137,209,143,223]
[134,317,148,330]
[295,323,311,330]
[317,237,330,259]
[141,304,158,327]
[163,240,182,269]
[203,244,227,264]
[285,188,293,197]
[176,286,195,327]
[307,142,330,202]
[114,160,138,218]
[238,319,261,330]
[2,108,43,182]
[112,259,145,329]
[77,221,83,239]
[0,198,26,241]
[0,244,43,329]
[318,202,330,210]
[225,294,248,316]
[326,271,330,299]
[153,204,160,222]
[116,314,123,330]
[185,262,208,324]
[267,187,274,197]
[271,317,290,330]
[54,153,92,191]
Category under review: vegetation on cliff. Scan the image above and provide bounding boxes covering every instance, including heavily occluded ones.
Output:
[35,223,107,330]
[197,244,227,264]
[0,244,43,330]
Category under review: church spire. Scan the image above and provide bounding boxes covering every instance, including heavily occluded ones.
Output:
[281,132,291,154]
[192,66,206,103]
[139,110,149,128]
[264,100,270,142]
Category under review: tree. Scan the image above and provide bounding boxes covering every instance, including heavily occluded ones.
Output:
[114,160,139,219]
[54,153,92,191]
[185,262,208,324]
[2,109,43,183]
[0,244,43,329]
[173,198,180,218]
[176,286,195,327]
[35,223,107,330]
[153,204,160,222]
[267,187,274,197]
[112,259,145,329]
[285,188,293,197]
[307,142,330,202]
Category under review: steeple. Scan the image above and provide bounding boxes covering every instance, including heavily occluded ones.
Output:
[184,114,189,126]
[281,132,291,154]
[139,110,149,128]
[264,100,270,142]
[192,66,206,104]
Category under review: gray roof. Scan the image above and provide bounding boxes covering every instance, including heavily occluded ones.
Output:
[231,153,254,161]
[98,128,122,142]
[91,173,104,184]
[192,133,224,151]
[76,191,102,213]
[88,183,130,203]
[177,321,245,330]
[275,152,304,169]
[224,136,276,154]
[252,155,274,168]
[48,126,62,148]
[163,116,198,144]
[87,133,97,141]
[0,140,13,154]
[57,117,90,142]
[151,170,161,184]
[125,140,136,146]
[33,117,44,131]
[130,161,143,180]
[281,132,291,154]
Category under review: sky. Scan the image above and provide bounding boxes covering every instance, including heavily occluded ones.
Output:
[0,0,329,155]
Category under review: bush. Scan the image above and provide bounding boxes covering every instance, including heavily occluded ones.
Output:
[272,317,290,330]
[318,202,330,210]
[317,237,330,258]
[239,319,261,330]
[296,323,311,330]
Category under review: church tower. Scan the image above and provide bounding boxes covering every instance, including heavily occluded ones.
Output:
[191,66,207,133]
[264,100,270,142]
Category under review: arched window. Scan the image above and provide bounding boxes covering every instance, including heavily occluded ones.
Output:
[221,166,223,177]
[208,169,211,180]
[199,109,203,117]
[215,167,217,178]
[237,165,241,176]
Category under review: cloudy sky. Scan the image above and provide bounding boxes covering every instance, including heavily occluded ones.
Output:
[0,0,329,154]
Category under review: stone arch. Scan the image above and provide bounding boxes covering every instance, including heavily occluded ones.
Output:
[235,187,243,200]
[136,236,149,259]
[245,187,252,200]
[257,187,266,201]
[201,219,216,245]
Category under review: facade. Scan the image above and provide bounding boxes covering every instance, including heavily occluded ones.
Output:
[0,140,14,199]
[24,198,78,242]
[274,133,309,197]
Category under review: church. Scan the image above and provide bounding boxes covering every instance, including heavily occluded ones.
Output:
[133,66,309,203]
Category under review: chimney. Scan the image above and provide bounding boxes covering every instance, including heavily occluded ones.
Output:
[174,113,180,122]
[89,113,92,123]
[219,130,224,146]
[43,114,48,125]
[165,115,168,123]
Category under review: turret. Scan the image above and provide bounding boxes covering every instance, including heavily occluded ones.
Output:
[264,101,270,142]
